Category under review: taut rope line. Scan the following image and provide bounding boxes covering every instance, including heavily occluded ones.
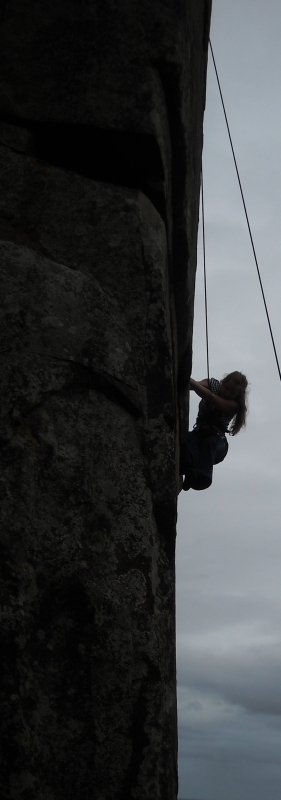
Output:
[201,171,210,383]
[209,39,281,383]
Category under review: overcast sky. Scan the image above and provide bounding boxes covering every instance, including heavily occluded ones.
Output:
[177,2,281,799]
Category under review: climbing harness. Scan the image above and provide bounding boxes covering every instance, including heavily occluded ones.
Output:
[201,40,281,383]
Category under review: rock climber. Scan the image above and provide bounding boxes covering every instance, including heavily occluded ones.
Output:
[180,371,248,490]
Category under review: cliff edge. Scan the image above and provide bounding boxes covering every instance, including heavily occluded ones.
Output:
[0,1,211,798]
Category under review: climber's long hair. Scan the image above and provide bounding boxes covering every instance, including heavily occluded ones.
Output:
[221,371,248,435]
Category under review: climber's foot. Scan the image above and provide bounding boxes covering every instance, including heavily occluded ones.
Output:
[182,472,192,491]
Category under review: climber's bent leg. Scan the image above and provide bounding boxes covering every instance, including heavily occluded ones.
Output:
[180,429,228,491]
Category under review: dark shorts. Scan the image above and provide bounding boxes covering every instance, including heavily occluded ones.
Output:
[180,427,228,490]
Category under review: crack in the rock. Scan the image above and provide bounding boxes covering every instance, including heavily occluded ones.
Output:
[31,353,143,418]
[0,358,143,449]
[0,117,167,222]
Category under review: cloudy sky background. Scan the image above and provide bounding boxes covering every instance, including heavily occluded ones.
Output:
[177,1,281,798]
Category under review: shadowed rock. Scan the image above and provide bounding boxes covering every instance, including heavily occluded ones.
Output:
[0,1,211,797]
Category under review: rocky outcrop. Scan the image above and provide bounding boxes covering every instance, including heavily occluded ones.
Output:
[0,1,210,798]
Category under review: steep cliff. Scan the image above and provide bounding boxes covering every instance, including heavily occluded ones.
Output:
[0,1,211,798]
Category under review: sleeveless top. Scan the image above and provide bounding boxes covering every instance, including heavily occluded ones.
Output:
[195,378,235,437]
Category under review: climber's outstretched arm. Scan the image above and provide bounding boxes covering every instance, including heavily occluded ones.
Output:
[189,377,238,415]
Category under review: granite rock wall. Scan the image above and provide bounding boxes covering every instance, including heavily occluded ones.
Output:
[0,1,211,798]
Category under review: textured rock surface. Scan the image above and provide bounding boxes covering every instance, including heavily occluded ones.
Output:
[0,1,210,798]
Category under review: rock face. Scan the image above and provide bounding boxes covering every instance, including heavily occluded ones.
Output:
[0,2,210,798]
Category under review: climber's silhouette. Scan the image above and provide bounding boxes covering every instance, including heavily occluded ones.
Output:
[180,371,248,490]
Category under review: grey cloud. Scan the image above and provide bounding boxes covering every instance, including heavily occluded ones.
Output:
[177,592,281,635]
[177,1,281,798]
[178,648,281,715]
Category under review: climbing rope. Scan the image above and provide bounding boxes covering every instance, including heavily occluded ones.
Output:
[201,171,210,382]
[204,40,281,383]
